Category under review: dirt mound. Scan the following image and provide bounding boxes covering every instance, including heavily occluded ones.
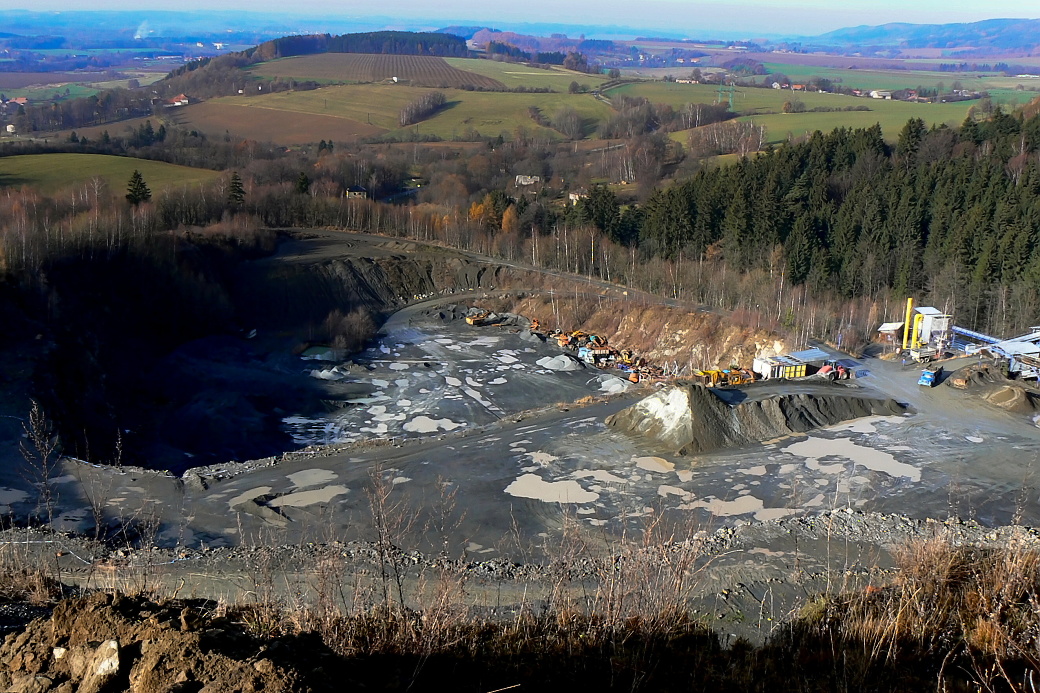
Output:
[0,593,306,693]
[984,385,1040,413]
[606,382,906,455]
[945,363,1007,390]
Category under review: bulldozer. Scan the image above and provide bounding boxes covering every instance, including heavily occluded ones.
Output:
[466,310,492,326]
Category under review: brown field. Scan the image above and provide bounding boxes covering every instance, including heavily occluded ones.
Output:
[166,102,386,144]
[0,72,112,89]
[251,54,505,89]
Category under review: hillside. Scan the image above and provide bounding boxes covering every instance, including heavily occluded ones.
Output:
[814,17,1040,53]
[0,153,219,194]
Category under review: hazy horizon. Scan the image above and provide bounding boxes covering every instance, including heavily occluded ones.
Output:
[1,1,1038,37]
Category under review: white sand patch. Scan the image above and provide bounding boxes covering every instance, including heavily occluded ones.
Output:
[528,451,558,466]
[505,474,599,503]
[785,437,920,481]
[403,416,464,433]
[228,486,272,510]
[634,456,675,473]
[445,376,462,387]
[390,363,410,371]
[489,377,508,385]
[573,469,628,484]
[288,469,338,488]
[269,485,348,508]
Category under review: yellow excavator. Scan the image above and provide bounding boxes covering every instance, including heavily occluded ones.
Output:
[693,368,754,387]
[466,310,492,326]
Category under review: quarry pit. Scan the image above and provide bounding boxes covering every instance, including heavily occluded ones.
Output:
[2,230,1040,642]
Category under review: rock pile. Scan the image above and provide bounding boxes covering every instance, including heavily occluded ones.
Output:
[606,382,906,455]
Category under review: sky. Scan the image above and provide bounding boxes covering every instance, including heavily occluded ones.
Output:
[2,0,1039,36]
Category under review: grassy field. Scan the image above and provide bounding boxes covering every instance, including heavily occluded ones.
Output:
[611,81,983,143]
[199,84,614,142]
[0,153,219,194]
[251,54,504,89]
[444,58,609,91]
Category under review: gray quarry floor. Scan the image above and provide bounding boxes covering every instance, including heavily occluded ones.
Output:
[2,264,1039,641]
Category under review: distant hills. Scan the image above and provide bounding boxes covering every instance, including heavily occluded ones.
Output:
[813,18,1040,53]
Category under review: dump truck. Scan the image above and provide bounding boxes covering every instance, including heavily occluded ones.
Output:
[918,365,943,387]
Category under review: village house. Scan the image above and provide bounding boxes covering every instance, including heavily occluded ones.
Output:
[515,175,541,186]
[345,185,368,199]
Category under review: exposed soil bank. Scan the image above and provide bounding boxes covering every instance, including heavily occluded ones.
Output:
[606,381,907,455]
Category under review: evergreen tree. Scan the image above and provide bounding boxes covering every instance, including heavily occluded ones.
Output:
[294,172,311,195]
[125,169,151,205]
[227,172,245,207]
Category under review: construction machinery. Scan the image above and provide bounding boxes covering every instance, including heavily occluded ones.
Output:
[693,368,754,387]
[918,365,943,387]
[466,310,492,326]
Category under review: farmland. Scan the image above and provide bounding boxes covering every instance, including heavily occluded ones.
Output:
[250,54,505,89]
[609,81,980,143]
[0,153,219,194]
[168,100,386,144]
[443,58,610,91]
[193,84,614,142]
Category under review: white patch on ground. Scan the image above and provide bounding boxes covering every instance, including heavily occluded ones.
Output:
[658,485,690,499]
[287,469,337,489]
[785,437,921,481]
[573,469,628,484]
[49,475,78,485]
[372,379,390,388]
[966,436,984,443]
[744,465,768,476]
[269,485,348,508]
[435,338,453,344]
[389,363,410,371]
[379,345,391,354]
[827,416,901,434]
[489,377,508,385]
[633,456,675,473]
[419,389,431,394]
[228,486,272,510]
[577,507,597,515]
[528,451,558,467]
[496,354,519,364]
[681,494,794,522]
[466,377,483,387]
[392,476,412,485]
[361,423,389,435]
[805,458,846,474]
[464,388,497,409]
[445,376,462,387]
[505,474,599,503]
[397,399,412,407]
[403,416,464,433]
[395,379,409,387]
[675,470,694,483]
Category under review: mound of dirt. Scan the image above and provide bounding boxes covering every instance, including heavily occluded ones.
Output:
[606,382,906,455]
[984,385,1040,414]
[945,363,1007,390]
[0,593,307,693]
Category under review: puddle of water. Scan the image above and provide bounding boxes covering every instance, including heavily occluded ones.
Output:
[403,416,464,433]
[633,456,675,473]
[505,474,599,503]
[269,485,348,508]
[784,437,920,482]
[287,469,337,488]
[681,494,796,522]
[228,486,272,510]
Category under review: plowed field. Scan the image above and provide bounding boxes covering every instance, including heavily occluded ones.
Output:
[167,101,385,144]
[252,53,505,89]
